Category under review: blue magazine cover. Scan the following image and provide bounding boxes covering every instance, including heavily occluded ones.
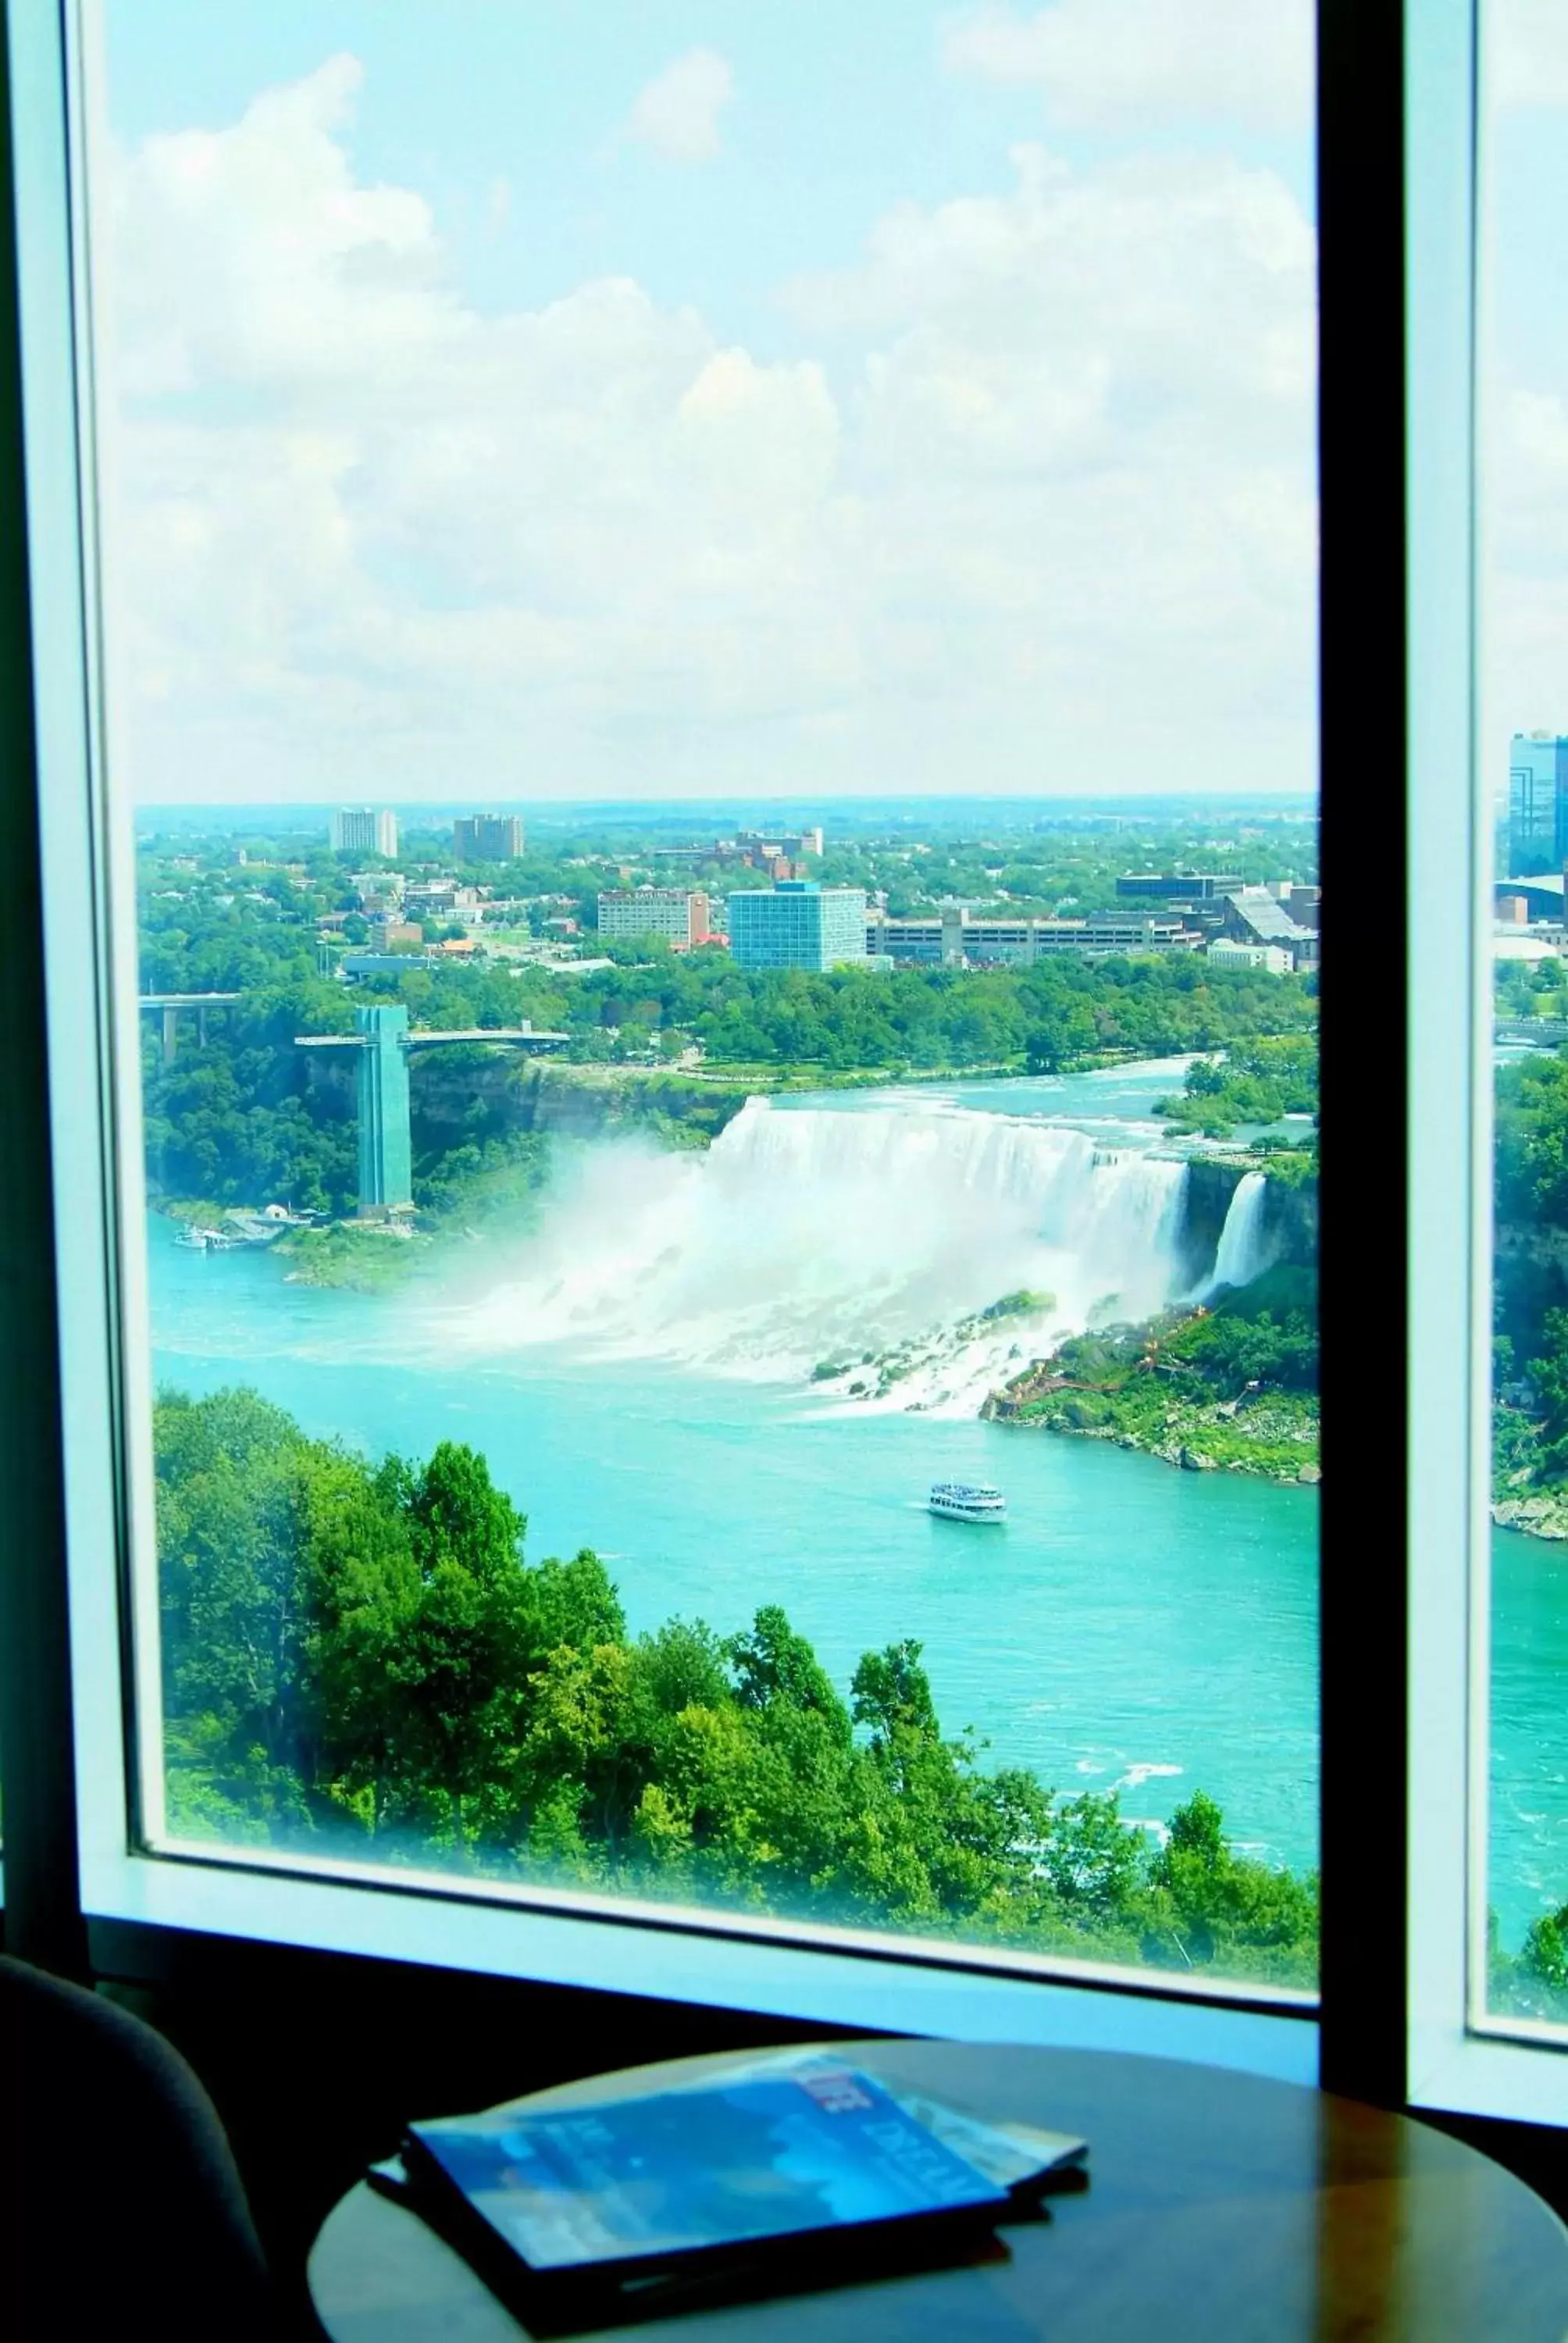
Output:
[408,2058,1009,2273]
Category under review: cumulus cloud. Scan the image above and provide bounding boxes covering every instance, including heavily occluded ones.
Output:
[1483,387,1568,758]
[943,0,1312,135]
[1490,0,1568,109]
[627,48,733,164]
[97,56,1320,802]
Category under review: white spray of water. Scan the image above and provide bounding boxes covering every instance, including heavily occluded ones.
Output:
[1207,1171,1276,1292]
[436,1097,1193,1414]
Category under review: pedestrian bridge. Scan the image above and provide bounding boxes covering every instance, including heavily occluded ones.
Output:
[138,992,241,1062]
[1497,1018,1568,1046]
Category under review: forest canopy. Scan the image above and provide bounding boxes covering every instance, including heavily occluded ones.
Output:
[138,872,1317,1217]
[156,1386,1320,1985]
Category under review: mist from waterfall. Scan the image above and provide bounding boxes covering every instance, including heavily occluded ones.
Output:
[1208,1171,1276,1292]
[440,1096,1194,1413]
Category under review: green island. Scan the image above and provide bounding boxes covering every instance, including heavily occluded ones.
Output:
[1153,1032,1319,1139]
[982,1267,1320,1485]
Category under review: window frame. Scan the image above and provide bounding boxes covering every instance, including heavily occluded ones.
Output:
[3,0,1558,2123]
[1403,0,1568,2122]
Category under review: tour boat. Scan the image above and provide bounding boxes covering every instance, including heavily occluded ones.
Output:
[928,1481,1007,1523]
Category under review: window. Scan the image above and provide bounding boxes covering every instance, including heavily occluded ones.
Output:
[48,0,1326,2012]
[12,0,1559,2125]
[1481,0,1568,2037]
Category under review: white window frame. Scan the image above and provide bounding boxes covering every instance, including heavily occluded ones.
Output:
[4,0,1320,2083]
[1406,0,1568,2125]
[30,0,1568,2122]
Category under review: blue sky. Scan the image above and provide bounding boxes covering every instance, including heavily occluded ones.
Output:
[90,2,1327,804]
[101,0,1313,360]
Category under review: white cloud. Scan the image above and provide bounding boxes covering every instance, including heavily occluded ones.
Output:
[943,0,1312,136]
[1483,387,1568,761]
[1490,0,1568,109]
[627,48,733,165]
[98,58,1319,802]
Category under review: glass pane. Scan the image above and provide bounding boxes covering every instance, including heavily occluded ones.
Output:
[1484,0,1568,2026]
[89,3,1320,1985]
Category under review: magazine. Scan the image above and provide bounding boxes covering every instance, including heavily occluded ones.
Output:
[404,2056,1011,2277]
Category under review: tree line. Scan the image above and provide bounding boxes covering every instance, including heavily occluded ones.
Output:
[139,880,1317,1214]
[1155,1035,1319,1138]
[157,1387,1319,1984]
[1494,1054,1568,1472]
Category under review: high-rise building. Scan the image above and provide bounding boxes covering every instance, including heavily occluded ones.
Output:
[597,889,711,947]
[1507,733,1568,875]
[453,815,524,861]
[728,882,868,972]
[330,807,399,858]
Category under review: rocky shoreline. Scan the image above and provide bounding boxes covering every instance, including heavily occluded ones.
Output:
[1493,1490,1568,1541]
[985,1397,1321,1489]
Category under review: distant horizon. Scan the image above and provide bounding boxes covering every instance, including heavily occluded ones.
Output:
[134,788,1320,836]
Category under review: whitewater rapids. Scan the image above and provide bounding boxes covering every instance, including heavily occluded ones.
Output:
[437,1095,1200,1418]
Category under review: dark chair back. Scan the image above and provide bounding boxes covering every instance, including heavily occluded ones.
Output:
[0,1953,277,2338]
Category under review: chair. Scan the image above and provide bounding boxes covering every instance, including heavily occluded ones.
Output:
[0,1953,278,2338]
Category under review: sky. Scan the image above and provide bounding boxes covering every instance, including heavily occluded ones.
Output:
[1482,2,1568,785]
[76,0,1562,808]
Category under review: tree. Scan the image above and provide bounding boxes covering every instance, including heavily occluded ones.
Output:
[1522,1905,1568,1992]
[406,1441,526,1581]
[1039,1792,1145,1922]
[1529,1310,1568,1449]
[852,1641,939,1745]
[725,1605,847,1727]
[151,1389,1322,1982]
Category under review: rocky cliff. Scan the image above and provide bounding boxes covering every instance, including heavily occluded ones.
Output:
[299,1050,752,1151]
[1178,1156,1318,1288]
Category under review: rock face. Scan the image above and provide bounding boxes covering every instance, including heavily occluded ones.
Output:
[504,1065,749,1140]
[1494,1492,1568,1540]
[301,1050,748,1148]
[1495,1223,1568,1328]
[1177,1157,1317,1289]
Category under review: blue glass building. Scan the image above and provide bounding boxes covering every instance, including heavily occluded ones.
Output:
[1507,732,1568,876]
[727,883,868,972]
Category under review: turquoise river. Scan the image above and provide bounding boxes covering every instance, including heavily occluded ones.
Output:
[146,1058,1566,1952]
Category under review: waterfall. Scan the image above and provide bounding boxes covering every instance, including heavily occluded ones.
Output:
[1208,1171,1275,1292]
[440,1097,1196,1413]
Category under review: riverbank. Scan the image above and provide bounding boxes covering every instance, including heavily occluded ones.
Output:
[146,1192,1327,1899]
[1494,1403,1568,1540]
[159,1068,754,1290]
[982,1268,1320,1486]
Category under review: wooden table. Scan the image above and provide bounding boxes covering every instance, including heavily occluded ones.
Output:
[308,2040,1568,2341]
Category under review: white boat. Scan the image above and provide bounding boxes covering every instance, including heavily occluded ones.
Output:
[928,1481,1007,1523]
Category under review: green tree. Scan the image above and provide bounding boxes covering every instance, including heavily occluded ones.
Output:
[151,1389,1322,1983]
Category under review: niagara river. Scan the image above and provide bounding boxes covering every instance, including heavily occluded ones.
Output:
[145,1057,1566,1946]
